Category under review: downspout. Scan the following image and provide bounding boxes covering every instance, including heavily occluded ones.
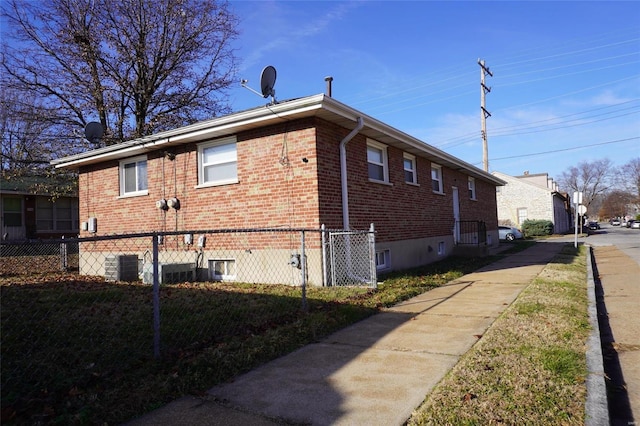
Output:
[340,117,364,230]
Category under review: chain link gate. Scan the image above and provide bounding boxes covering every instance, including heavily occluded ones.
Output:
[326,224,377,287]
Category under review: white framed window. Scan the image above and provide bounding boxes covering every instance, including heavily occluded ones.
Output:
[367,139,389,183]
[208,259,236,281]
[197,137,238,187]
[403,153,417,184]
[438,241,445,255]
[119,155,148,196]
[375,249,390,270]
[468,177,476,200]
[431,163,443,193]
[517,208,528,225]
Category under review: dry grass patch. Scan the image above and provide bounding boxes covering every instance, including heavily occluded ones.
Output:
[408,244,589,425]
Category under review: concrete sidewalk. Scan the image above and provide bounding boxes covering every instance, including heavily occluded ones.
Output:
[126,241,592,426]
[591,245,640,426]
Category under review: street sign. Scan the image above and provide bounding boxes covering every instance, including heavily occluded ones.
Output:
[572,191,583,205]
[578,205,587,215]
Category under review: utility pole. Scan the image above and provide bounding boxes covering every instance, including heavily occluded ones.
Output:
[478,59,493,172]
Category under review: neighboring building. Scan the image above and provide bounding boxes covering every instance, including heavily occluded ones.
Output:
[0,174,79,240]
[492,171,571,234]
[52,94,505,283]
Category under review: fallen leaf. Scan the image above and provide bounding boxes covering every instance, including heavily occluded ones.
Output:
[462,392,477,402]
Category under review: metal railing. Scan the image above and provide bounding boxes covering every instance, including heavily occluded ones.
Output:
[455,220,487,246]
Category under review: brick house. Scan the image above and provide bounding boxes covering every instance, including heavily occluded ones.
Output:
[52,94,505,284]
[492,171,571,234]
[1,175,79,240]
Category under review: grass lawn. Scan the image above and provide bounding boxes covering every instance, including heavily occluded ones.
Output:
[1,241,538,425]
[407,244,589,425]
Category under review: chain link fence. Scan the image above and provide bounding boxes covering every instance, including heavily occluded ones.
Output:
[1,226,375,423]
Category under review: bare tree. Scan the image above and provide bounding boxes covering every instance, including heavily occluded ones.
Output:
[1,0,239,152]
[620,158,640,200]
[558,159,615,212]
[0,87,50,172]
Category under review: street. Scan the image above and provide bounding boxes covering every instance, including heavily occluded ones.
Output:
[582,222,640,264]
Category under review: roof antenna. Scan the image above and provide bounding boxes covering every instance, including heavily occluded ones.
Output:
[241,65,277,106]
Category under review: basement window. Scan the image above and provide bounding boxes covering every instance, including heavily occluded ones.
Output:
[208,259,236,281]
[375,249,390,270]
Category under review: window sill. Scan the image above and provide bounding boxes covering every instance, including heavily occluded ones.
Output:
[118,190,149,199]
[368,179,393,186]
[432,190,445,196]
[195,179,239,189]
[405,182,420,187]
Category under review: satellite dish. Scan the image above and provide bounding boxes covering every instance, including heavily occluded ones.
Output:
[84,122,104,143]
[240,65,278,105]
[260,65,277,99]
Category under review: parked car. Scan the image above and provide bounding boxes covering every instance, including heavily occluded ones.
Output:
[588,221,600,231]
[631,221,640,229]
[625,219,634,228]
[498,226,523,241]
[610,218,621,226]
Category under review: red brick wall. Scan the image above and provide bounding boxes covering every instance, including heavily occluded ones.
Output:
[78,119,324,237]
[315,120,498,242]
[78,117,498,243]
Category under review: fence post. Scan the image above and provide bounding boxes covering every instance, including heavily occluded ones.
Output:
[321,224,328,287]
[152,233,161,359]
[60,235,68,271]
[300,230,308,312]
[368,223,377,288]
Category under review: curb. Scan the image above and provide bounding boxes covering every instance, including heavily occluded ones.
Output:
[585,245,610,426]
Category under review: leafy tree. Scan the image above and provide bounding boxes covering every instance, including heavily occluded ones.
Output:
[558,158,614,212]
[1,0,239,154]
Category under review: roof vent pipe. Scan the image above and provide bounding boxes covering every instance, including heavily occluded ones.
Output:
[324,76,333,97]
[340,117,364,230]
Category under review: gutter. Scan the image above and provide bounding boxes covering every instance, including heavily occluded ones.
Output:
[51,94,327,169]
[339,117,364,230]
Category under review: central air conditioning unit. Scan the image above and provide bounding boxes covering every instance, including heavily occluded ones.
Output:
[142,263,195,284]
[105,255,139,282]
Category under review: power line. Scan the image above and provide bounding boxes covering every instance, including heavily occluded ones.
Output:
[492,98,640,130]
[433,101,640,149]
[490,110,640,138]
[486,137,640,163]
[346,27,639,115]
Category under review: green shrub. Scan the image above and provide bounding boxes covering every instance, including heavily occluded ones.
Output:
[521,219,554,236]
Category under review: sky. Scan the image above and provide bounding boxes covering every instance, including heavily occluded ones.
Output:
[227,1,640,182]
